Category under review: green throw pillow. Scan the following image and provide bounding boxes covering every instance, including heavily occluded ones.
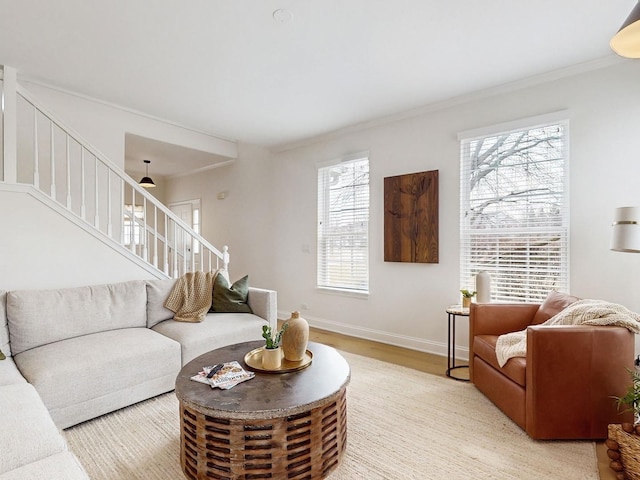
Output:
[0,348,5,361]
[209,274,253,313]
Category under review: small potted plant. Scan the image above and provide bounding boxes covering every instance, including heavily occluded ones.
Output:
[607,366,640,478]
[261,324,288,370]
[615,367,640,425]
[460,289,476,308]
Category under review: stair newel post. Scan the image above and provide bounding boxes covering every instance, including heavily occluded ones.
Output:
[223,245,230,276]
[2,66,17,184]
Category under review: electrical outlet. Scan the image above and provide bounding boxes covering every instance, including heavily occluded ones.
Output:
[301,303,309,310]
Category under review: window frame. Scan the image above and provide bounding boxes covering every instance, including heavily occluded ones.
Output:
[316,153,370,296]
[458,112,570,303]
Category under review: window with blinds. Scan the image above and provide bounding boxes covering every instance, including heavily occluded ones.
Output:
[459,120,569,303]
[317,155,370,293]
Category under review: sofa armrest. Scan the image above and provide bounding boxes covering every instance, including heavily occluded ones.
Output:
[247,287,277,330]
[470,303,539,337]
[525,325,634,439]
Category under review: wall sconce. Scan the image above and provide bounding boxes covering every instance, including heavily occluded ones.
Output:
[139,160,156,188]
[611,2,640,58]
[611,206,640,252]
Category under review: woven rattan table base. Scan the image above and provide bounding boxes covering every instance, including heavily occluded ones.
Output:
[179,388,347,480]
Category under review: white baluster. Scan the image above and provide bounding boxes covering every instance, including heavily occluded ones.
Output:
[80,148,86,220]
[50,122,56,200]
[33,108,39,188]
[164,213,169,275]
[106,170,112,237]
[153,206,158,268]
[173,221,178,278]
[94,156,99,229]
[142,197,148,261]
[130,187,136,254]
[66,135,72,209]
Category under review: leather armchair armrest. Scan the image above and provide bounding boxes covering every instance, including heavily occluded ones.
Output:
[470,303,539,337]
[525,325,634,439]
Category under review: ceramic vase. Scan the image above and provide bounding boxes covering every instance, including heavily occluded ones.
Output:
[282,311,309,362]
[262,347,282,370]
[462,297,471,308]
[476,271,491,303]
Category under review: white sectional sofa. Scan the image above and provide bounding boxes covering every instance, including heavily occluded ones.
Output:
[0,278,276,479]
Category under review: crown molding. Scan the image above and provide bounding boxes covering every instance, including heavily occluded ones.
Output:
[271,55,627,154]
[17,74,238,145]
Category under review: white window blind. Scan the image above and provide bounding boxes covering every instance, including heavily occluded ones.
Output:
[317,156,370,293]
[459,120,569,303]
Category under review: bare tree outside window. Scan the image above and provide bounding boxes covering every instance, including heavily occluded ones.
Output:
[460,122,569,302]
[317,157,370,293]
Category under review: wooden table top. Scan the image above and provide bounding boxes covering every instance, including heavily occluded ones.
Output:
[175,340,351,420]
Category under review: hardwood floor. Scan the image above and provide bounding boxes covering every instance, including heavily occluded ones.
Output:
[308,326,612,480]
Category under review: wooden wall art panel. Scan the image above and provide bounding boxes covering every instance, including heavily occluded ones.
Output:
[384,169,439,263]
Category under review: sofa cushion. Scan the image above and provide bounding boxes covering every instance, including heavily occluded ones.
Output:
[146,279,177,328]
[531,290,580,325]
[473,334,526,387]
[153,312,266,365]
[7,280,147,355]
[0,357,28,386]
[0,452,88,480]
[14,327,181,428]
[0,383,67,474]
[210,274,252,313]
[0,291,10,357]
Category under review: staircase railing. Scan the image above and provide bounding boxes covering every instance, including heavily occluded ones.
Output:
[1,66,228,278]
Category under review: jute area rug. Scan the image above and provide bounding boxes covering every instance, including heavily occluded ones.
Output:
[64,351,598,479]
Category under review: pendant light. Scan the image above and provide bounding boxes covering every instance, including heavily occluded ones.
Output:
[611,2,640,58]
[139,160,156,188]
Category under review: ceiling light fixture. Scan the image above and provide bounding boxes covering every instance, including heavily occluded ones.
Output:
[273,8,294,23]
[611,2,640,58]
[139,160,156,188]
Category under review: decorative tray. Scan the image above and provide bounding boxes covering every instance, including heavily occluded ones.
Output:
[244,348,313,373]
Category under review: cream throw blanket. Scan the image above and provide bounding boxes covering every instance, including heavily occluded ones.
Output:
[495,299,640,367]
[164,270,220,322]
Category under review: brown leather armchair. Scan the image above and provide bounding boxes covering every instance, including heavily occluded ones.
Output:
[469,297,634,440]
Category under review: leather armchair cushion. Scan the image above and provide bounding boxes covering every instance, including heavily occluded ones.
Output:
[531,291,580,325]
[473,334,526,387]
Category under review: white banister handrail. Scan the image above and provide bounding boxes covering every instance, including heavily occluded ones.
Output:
[1,75,228,278]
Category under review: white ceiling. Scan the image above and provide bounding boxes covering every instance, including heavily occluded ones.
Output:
[0,0,634,153]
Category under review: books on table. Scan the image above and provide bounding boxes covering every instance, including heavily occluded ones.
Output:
[190,361,255,390]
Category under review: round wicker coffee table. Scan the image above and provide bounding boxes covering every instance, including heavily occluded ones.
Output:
[175,340,351,480]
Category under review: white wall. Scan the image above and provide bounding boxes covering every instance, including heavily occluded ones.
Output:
[265,60,640,356]
[163,143,276,290]
[20,81,237,169]
[0,189,160,291]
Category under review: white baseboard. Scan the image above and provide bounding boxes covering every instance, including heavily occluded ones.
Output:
[277,310,470,360]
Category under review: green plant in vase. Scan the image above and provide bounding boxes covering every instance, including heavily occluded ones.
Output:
[261,324,289,370]
[262,324,288,349]
[460,289,476,308]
